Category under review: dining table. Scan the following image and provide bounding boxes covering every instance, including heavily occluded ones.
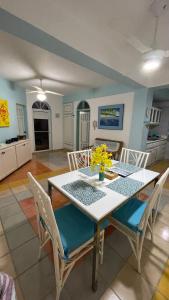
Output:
[47,160,159,292]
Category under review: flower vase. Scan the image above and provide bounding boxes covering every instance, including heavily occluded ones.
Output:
[99,172,105,181]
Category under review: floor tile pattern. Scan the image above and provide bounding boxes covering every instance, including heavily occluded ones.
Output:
[0,153,168,300]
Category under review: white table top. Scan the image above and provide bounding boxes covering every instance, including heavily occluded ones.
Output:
[48,163,159,222]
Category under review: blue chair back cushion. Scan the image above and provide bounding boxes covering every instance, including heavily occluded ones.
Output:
[54,204,108,258]
[112,198,147,232]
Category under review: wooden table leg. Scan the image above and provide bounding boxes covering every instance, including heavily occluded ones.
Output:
[92,222,100,292]
[48,181,53,198]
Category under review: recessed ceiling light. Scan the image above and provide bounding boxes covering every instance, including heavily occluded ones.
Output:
[36,93,47,101]
[142,59,162,72]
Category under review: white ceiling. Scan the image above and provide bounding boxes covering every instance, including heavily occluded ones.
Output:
[1,0,169,87]
[0,31,115,94]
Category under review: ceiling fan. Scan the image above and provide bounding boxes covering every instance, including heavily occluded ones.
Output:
[27,79,64,100]
[127,0,169,71]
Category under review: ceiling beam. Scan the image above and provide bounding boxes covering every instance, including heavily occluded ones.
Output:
[0,8,143,88]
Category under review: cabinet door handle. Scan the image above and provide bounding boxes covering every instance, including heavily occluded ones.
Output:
[1,152,5,154]
[22,144,26,146]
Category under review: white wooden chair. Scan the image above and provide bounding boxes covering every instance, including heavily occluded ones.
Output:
[109,168,169,273]
[120,147,150,168]
[67,149,91,171]
[27,172,105,300]
[149,168,169,240]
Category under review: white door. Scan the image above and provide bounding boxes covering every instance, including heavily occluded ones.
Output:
[33,110,52,151]
[63,115,74,150]
[79,111,90,150]
[16,104,26,135]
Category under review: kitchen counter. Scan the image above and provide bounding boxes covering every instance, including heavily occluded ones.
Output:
[0,139,32,181]
[0,139,30,150]
[146,138,167,144]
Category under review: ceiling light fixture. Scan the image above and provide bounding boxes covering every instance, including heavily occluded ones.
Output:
[142,58,162,72]
[36,93,47,101]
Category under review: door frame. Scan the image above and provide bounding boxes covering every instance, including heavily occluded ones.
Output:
[76,108,90,150]
[32,108,53,152]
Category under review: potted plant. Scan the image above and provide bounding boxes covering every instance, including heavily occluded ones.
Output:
[91,144,112,181]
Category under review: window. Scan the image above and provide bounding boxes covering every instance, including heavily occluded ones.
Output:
[32,101,50,110]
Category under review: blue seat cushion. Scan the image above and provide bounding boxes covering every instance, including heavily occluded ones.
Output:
[54,204,109,258]
[112,198,147,232]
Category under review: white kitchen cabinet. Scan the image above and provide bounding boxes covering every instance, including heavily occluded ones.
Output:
[16,140,32,167]
[146,139,167,166]
[0,140,32,181]
[147,148,157,166]
[148,107,161,124]
[157,144,166,160]
[0,146,17,180]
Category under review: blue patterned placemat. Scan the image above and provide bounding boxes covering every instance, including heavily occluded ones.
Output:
[78,166,99,177]
[107,177,144,197]
[62,180,106,206]
[110,162,141,174]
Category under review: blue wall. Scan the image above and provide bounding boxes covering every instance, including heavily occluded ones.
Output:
[129,88,153,150]
[64,84,153,151]
[0,78,27,143]
[63,84,136,103]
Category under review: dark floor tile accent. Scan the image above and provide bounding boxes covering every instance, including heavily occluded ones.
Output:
[98,243,124,286]
[0,202,22,221]
[6,221,36,251]
[19,256,55,300]
[0,196,16,209]
[64,254,108,300]
[2,211,27,233]
[106,229,132,260]
[11,237,46,276]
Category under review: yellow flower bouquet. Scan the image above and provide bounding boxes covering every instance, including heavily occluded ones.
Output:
[91,144,112,181]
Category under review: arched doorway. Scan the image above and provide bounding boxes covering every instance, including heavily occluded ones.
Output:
[77,101,90,150]
[32,101,52,151]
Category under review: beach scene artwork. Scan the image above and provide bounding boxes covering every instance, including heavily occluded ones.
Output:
[98,104,124,130]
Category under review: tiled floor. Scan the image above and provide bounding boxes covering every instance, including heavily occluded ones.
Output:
[0,153,169,300]
[33,150,68,170]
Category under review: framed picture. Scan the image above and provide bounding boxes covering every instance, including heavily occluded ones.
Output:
[98,104,124,130]
[0,99,10,127]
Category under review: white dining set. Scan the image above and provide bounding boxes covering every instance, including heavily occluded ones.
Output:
[28,147,169,300]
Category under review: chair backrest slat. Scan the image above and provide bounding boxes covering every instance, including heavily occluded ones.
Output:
[67,149,91,171]
[139,168,169,231]
[27,172,65,257]
[120,147,150,168]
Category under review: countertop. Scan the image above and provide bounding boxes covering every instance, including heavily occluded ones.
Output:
[146,138,167,144]
[0,139,30,150]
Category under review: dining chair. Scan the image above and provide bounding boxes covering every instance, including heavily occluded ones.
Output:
[120,147,150,168]
[149,167,169,239]
[108,168,169,273]
[27,172,106,300]
[67,149,92,171]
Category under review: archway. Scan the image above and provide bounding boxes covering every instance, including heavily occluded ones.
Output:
[32,101,52,151]
[77,101,90,150]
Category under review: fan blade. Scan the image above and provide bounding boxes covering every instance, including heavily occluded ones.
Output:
[164,50,169,58]
[45,90,64,96]
[26,91,38,94]
[32,86,43,91]
[127,35,152,54]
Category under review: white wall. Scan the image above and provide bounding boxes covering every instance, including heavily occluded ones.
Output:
[26,94,63,152]
[73,92,134,148]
